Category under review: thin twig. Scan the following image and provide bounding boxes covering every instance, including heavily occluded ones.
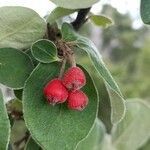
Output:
[71,7,91,30]
[59,58,67,79]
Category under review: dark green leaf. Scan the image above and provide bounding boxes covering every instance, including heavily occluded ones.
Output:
[47,7,77,24]
[61,23,125,124]
[0,48,34,89]
[77,119,105,150]
[0,90,10,150]
[25,137,41,150]
[0,6,46,49]
[31,39,58,63]
[25,49,39,66]
[112,99,150,150]
[14,90,23,100]
[49,0,99,9]
[140,0,150,24]
[90,15,113,27]
[23,62,98,150]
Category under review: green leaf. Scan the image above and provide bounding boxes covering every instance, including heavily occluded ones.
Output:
[0,90,10,150]
[25,137,41,150]
[31,39,58,63]
[14,90,23,100]
[106,86,126,124]
[47,7,77,24]
[112,99,150,150]
[50,0,99,9]
[139,139,150,150]
[0,48,34,89]
[23,62,98,150]
[25,49,38,66]
[0,6,46,49]
[90,15,113,27]
[77,119,105,150]
[61,23,125,124]
[140,0,150,24]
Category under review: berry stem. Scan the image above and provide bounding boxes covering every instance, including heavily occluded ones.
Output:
[59,57,67,79]
[67,52,76,67]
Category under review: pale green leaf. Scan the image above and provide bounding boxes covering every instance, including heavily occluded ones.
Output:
[31,39,58,63]
[61,23,125,124]
[49,0,99,9]
[0,6,46,49]
[90,15,113,27]
[0,90,10,150]
[106,86,126,124]
[0,48,34,89]
[77,119,105,150]
[23,62,98,150]
[47,7,77,24]
[140,0,150,24]
[112,99,150,150]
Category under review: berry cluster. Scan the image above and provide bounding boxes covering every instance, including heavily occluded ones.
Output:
[43,67,88,111]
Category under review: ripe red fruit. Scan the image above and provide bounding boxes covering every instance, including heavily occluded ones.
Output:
[68,90,88,111]
[43,78,68,105]
[63,67,86,91]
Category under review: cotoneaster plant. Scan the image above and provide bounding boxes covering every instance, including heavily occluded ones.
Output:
[0,0,149,150]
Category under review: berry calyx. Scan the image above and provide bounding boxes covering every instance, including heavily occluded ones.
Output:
[43,78,68,105]
[67,90,88,111]
[63,67,86,91]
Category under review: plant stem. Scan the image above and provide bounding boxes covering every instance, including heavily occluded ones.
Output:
[71,7,91,30]
[59,58,67,79]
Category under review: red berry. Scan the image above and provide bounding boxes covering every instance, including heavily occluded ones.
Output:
[43,78,68,105]
[68,90,88,111]
[63,67,86,91]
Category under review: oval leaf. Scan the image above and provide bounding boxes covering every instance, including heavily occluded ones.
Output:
[77,119,105,150]
[23,62,98,149]
[47,7,77,24]
[61,23,125,124]
[0,90,10,150]
[31,39,58,63]
[140,0,150,24]
[0,6,46,49]
[50,0,99,9]
[112,99,150,150]
[90,15,113,27]
[0,48,34,89]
